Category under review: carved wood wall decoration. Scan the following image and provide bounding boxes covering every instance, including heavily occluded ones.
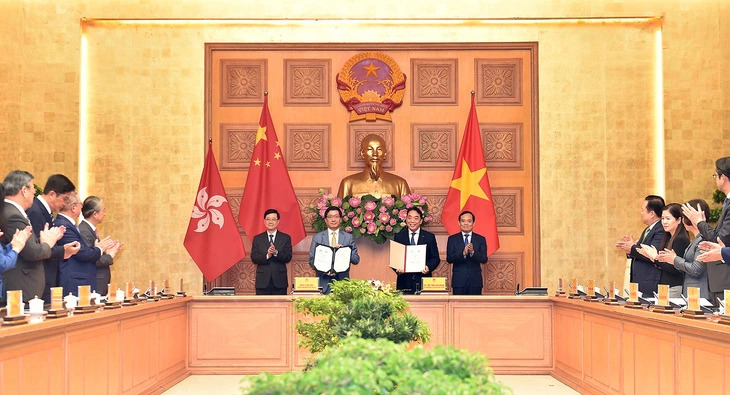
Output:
[347,123,395,170]
[284,124,330,170]
[491,187,524,234]
[220,59,267,106]
[481,123,524,170]
[412,188,449,234]
[284,59,331,106]
[295,187,331,235]
[474,58,522,106]
[410,58,458,105]
[226,258,256,294]
[410,123,458,170]
[225,188,244,231]
[483,252,524,295]
[220,124,258,170]
[431,253,451,286]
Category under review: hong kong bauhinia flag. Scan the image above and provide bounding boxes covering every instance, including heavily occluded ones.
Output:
[238,96,307,246]
[184,142,246,282]
[441,94,500,256]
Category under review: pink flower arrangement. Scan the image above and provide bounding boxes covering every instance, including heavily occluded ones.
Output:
[307,191,432,244]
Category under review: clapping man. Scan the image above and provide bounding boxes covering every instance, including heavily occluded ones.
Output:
[250,209,292,295]
[0,170,66,302]
[683,157,730,305]
[446,211,488,295]
[79,196,122,296]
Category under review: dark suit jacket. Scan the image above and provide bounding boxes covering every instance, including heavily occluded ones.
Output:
[309,229,360,293]
[0,202,52,302]
[446,232,488,290]
[722,247,730,264]
[656,231,690,287]
[55,214,102,296]
[78,220,114,295]
[698,201,730,292]
[26,197,65,301]
[250,231,293,290]
[392,228,440,293]
[628,221,664,296]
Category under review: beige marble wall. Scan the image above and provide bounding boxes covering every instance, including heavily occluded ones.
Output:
[1,1,728,294]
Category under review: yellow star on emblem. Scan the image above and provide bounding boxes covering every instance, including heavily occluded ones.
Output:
[275,140,281,147]
[274,152,281,160]
[255,125,268,145]
[253,158,261,166]
[450,159,489,209]
[363,61,380,77]
[265,161,271,168]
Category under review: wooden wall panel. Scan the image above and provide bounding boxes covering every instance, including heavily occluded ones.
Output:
[158,309,188,379]
[0,335,64,395]
[407,298,448,349]
[189,298,291,373]
[67,322,120,394]
[583,314,621,394]
[121,314,159,394]
[553,306,583,381]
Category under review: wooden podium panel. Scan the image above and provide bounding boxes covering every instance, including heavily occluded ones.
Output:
[189,297,292,373]
[450,297,552,373]
[0,298,187,395]
[552,297,730,394]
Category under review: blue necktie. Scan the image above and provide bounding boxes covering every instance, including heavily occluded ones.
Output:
[464,234,469,245]
[410,232,416,245]
[725,198,729,208]
[269,234,274,244]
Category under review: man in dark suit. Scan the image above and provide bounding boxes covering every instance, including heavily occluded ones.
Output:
[616,195,665,297]
[392,207,440,294]
[79,196,122,296]
[250,208,293,295]
[0,170,66,302]
[446,210,488,295]
[309,206,360,294]
[683,157,730,304]
[55,192,114,296]
[26,174,79,302]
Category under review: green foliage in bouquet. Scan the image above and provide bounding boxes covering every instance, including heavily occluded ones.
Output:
[293,279,430,354]
[244,337,511,394]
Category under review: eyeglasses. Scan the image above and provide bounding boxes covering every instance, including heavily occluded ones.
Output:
[325,215,341,219]
[713,173,720,179]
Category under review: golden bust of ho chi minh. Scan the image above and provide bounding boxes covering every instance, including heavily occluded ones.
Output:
[337,134,411,199]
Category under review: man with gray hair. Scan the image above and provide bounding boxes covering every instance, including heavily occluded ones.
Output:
[79,196,122,295]
[56,192,114,296]
[0,170,66,302]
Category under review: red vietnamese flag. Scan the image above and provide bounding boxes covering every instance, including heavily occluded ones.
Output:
[184,141,246,282]
[239,96,307,246]
[441,94,500,256]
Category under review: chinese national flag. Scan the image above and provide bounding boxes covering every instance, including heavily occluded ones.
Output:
[238,96,307,246]
[184,142,246,282]
[441,95,500,256]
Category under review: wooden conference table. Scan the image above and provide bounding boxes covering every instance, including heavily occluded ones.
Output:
[1,295,729,394]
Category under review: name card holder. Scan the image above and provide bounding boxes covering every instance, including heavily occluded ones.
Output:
[104,283,123,309]
[176,278,187,298]
[421,277,448,294]
[650,284,674,314]
[624,283,642,309]
[554,278,566,297]
[147,281,161,302]
[2,290,28,326]
[47,286,67,318]
[718,290,730,325]
[123,282,138,306]
[680,287,705,319]
[292,277,321,295]
[74,285,97,314]
[582,280,599,302]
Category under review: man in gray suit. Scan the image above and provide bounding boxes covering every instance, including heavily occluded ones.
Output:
[308,206,360,294]
[0,170,66,302]
[683,156,730,305]
[79,196,122,296]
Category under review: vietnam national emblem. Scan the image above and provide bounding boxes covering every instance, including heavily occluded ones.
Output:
[336,52,406,122]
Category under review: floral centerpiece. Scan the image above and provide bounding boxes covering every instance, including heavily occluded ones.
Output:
[309,190,432,244]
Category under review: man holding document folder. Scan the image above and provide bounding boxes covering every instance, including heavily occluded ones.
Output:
[309,206,360,294]
[391,207,440,294]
